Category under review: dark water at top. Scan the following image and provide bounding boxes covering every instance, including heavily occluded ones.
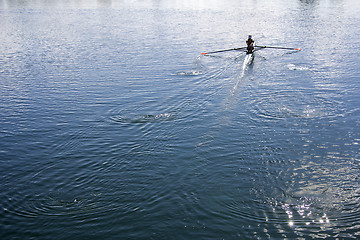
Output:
[1,0,360,239]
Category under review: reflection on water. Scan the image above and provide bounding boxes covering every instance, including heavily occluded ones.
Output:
[1,0,360,239]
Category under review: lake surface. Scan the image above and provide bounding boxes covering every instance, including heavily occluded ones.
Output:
[1,0,360,239]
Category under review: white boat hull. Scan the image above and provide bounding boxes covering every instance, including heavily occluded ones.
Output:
[244,52,254,65]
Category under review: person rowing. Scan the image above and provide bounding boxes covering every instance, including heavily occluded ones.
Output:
[200,37,302,55]
[246,35,254,54]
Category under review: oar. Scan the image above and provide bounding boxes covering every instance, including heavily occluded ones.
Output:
[256,45,302,51]
[201,47,247,55]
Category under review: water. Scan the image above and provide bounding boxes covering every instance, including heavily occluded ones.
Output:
[1,0,360,239]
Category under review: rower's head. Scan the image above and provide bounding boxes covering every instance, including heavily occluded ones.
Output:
[248,35,252,39]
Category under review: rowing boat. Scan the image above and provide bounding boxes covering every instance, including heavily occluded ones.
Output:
[201,45,301,68]
[201,45,301,56]
[244,51,254,65]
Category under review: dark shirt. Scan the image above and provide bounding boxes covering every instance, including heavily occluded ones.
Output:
[246,38,254,46]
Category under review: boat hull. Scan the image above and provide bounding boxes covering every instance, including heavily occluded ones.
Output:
[244,52,254,65]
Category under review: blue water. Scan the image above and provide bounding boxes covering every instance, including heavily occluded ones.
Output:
[1,0,360,239]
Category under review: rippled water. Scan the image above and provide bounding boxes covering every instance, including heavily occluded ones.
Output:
[1,0,360,239]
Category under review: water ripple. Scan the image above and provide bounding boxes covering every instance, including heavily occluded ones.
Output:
[109,112,176,124]
[248,90,344,121]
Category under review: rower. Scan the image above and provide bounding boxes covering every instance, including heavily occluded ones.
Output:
[246,35,254,54]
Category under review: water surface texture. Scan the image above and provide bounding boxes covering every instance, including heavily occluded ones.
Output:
[1,0,360,239]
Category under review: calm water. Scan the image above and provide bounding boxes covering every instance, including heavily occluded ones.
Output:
[1,0,360,239]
